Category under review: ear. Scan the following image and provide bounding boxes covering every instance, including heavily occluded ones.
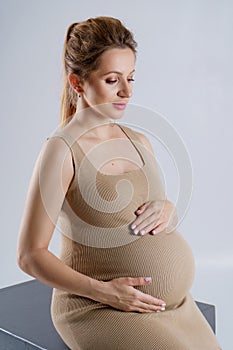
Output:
[68,73,84,93]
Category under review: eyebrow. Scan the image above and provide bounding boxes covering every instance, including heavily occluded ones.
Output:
[102,69,135,76]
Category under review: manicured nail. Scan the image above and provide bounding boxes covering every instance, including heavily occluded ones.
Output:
[144,277,152,282]
[162,303,166,307]
[133,229,139,235]
[131,223,136,229]
[140,229,146,235]
[152,230,157,235]
[156,310,161,313]
[161,307,165,311]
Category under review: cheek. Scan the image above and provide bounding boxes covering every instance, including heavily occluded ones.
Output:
[85,80,116,104]
[100,85,114,97]
[94,84,115,101]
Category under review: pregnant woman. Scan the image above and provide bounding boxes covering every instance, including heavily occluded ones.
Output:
[17,16,222,349]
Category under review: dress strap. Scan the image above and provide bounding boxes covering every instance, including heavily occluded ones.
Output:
[46,125,147,171]
[46,130,74,148]
[117,124,146,166]
[117,124,142,142]
[46,130,84,169]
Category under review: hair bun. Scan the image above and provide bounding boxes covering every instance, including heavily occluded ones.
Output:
[66,22,79,42]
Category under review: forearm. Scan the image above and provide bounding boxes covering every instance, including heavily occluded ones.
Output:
[18,249,104,301]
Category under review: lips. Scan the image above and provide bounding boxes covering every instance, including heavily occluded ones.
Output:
[112,102,127,110]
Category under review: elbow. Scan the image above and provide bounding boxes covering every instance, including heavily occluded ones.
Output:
[17,248,37,273]
[17,247,47,276]
[17,251,30,273]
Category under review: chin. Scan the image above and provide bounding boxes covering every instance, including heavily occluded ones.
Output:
[95,104,126,121]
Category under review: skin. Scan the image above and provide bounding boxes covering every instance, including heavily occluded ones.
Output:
[69,47,135,139]
[17,47,178,313]
[68,47,178,237]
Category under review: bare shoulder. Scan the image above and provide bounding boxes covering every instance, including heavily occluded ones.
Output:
[44,134,71,157]
[41,136,74,190]
[133,129,155,156]
[17,136,75,260]
[44,135,73,164]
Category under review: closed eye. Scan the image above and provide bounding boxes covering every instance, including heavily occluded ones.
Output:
[106,78,135,84]
[106,80,118,84]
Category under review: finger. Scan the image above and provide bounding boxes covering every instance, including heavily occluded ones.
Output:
[135,221,160,236]
[131,211,161,234]
[138,201,153,211]
[127,276,157,286]
[151,222,168,235]
[136,205,146,214]
[133,214,165,236]
[135,205,156,221]
[135,202,149,214]
[132,201,164,228]
[141,294,166,307]
[135,300,165,312]
[143,206,164,223]
[140,294,166,310]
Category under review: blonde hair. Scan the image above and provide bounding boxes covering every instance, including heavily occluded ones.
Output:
[60,16,137,128]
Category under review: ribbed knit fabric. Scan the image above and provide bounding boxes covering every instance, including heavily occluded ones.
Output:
[47,124,221,350]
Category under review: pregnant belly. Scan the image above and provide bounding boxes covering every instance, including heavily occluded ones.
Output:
[67,230,196,310]
[128,231,196,309]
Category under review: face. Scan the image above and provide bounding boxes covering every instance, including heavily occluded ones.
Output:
[80,47,136,120]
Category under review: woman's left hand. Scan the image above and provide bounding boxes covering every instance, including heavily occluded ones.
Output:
[130,199,178,236]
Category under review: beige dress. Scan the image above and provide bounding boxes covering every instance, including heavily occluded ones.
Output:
[47,124,222,350]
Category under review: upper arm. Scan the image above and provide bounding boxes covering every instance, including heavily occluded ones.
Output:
[17,137,74,262]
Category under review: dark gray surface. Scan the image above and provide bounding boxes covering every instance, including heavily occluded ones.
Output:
[195,299,216,334]
[0,328,44,350]
[0,279,69,350]
[0,279,215,349]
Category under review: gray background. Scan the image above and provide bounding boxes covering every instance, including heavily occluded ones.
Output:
[1,1,232,349]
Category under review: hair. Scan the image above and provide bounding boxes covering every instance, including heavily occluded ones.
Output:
[59,16,137,128]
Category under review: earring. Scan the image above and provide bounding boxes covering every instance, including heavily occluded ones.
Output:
[76,90,80,98]
[75,87,81,98]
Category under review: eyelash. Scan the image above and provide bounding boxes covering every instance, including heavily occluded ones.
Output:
[106,78,135,84]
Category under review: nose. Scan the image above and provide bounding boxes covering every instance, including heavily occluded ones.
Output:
[117,80,133,98]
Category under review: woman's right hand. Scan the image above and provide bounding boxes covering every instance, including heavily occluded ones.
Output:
[97,277,166,313]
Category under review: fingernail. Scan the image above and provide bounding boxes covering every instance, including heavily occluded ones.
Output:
[161,307,165,311]
[131,224,136,229]
[156,310,161,313]
[152,230,157,235]
[133,229,139,235]
[140,229,146,235]
[144,277,152,282]
[162,303,166,307]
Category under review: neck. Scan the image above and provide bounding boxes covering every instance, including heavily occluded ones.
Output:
[73,106,117,140]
